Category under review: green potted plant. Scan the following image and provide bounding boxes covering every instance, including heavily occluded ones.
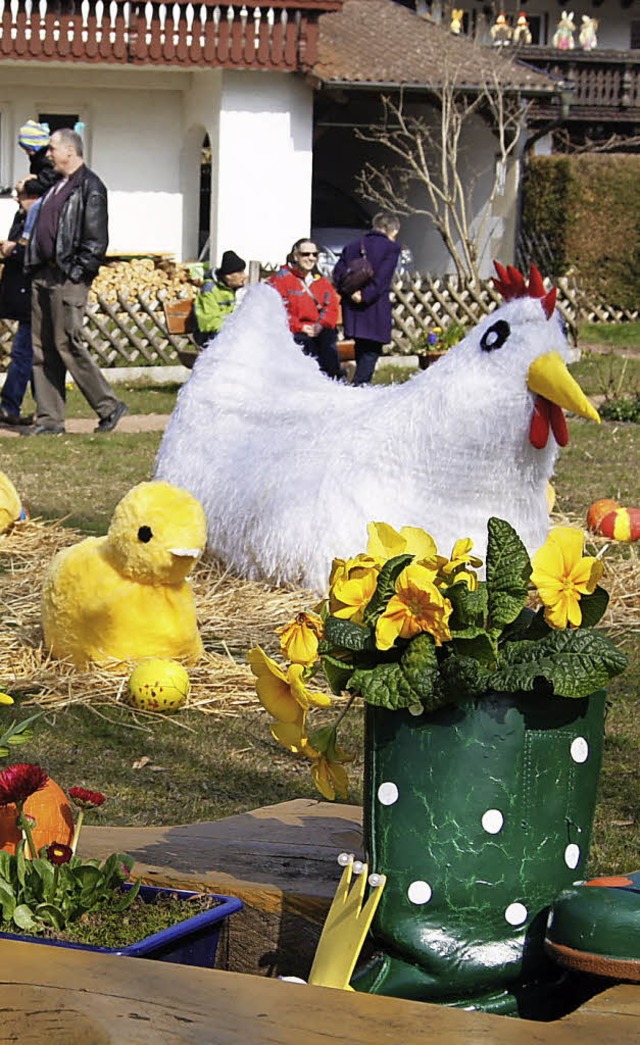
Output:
[249,518,626,1014]
[0,760,241,966]
[416,322,465,369]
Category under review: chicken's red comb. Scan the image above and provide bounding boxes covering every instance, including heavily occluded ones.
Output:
[493,262,557,320]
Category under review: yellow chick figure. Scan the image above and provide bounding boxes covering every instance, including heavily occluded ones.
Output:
[0,472,22,534]
[42,481,207,668]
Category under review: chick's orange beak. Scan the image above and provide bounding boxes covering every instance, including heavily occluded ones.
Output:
[527,351,600,449]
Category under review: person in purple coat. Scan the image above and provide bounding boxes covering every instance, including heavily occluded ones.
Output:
[333,211,401,384]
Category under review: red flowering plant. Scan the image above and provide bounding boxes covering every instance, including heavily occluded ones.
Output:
[0,763,138,935]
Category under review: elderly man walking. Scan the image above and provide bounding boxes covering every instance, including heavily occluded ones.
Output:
[25,128,127,435]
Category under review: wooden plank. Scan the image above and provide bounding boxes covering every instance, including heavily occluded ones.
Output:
[2,939,640,1044]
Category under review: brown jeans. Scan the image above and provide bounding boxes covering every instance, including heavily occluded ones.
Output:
[31,269,119,428]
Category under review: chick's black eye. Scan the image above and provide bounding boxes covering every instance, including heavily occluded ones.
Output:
[138,526,153,543]
[481,319,511,352]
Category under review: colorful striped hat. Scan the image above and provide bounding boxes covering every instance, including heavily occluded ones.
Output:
[18,120,50,150]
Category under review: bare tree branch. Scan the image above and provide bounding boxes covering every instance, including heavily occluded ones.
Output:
[356,59,530,282]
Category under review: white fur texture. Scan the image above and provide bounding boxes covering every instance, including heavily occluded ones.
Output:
[155,284,567,592]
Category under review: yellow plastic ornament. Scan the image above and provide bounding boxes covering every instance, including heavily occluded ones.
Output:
[127,659,190,712]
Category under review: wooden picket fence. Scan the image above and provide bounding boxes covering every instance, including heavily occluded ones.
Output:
[1,274,637,369]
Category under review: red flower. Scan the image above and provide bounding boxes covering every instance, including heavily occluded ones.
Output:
[0,763,48,806]
[68,787,106,810]
[46,842,73,865]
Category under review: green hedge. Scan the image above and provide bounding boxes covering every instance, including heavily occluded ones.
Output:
[521,154,640,311]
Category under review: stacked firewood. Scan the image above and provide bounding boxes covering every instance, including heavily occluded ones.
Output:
[89,257,195,304]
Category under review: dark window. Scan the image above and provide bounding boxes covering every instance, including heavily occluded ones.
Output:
[631,21,640,49]
[38,113,79,134]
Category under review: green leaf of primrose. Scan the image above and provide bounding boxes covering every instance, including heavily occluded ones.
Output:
[490,629,628,700]
[348,633,450,713]
[348,661,417,710]
[577,585,609,629]
[446,582,488,631]
[486,517,532,631]
[434,652,493,704]
[323,616,375,653]
[320,653,355,695]
[450,630,497,667]
[363,553,414,628]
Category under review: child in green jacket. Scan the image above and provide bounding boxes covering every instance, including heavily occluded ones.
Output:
[194,250,247,344]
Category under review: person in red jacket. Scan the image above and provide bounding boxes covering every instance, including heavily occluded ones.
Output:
[269,238,340,378]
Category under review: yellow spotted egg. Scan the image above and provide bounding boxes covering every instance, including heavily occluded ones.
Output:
[127,659,190,712]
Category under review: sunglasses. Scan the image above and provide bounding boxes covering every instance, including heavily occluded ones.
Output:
[298,251,318,257]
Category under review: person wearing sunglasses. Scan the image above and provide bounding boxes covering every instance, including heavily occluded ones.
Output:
[268,238,340,378]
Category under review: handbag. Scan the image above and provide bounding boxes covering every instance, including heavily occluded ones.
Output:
[335,241,374,296]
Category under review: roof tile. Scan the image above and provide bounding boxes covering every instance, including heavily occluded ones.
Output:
[314,0,558,92]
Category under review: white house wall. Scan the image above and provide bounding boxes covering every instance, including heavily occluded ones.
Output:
[212,71,313,268]
[0,65,185,257]
[0,63,313,266]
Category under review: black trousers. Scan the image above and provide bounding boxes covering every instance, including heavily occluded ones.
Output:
[293,327,340,379]
[353,338,383,385]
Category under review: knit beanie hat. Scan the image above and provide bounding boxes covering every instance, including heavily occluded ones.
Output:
[18,120,50,150]
[217,250,246,277]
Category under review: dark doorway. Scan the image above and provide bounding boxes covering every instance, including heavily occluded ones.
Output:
[198,134,211,260]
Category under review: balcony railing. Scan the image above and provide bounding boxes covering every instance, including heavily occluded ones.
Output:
[0,0,340,69]
[516,47,640,121]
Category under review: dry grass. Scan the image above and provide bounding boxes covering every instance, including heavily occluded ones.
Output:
[0,517,313,714]
[1,511,638,717]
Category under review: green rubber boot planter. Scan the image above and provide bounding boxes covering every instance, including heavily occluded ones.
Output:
[353,690,606,1014]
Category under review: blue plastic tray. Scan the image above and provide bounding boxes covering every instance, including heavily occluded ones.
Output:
[0,884,242,968]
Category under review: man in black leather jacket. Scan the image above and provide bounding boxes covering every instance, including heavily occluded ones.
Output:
[24,128,127,435]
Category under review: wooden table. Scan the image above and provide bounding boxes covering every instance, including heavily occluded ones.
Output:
[3,939,640,1044]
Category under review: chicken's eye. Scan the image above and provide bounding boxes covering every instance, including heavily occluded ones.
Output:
[138,526,153,543]
[481,319,510,352]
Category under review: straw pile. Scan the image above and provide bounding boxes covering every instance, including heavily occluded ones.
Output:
[0,514,637,714]
[0,517,312,714]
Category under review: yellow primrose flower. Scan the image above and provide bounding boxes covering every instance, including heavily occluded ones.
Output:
[375,563,453,651]
[331,571,378,623]
[439,537,483,591]
[329,554,381,622]
[248,647,332,724]
[271,719,311,754]
[367,522,438,563]
[312,756,350,802]
[0,693,13,705]
[307,726,354,801]
[277,612,324,666]
[531,527,604,629]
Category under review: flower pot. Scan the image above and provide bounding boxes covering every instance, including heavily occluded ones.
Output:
[0,885,242,968]
[353,691,606,1015]
[417,351,447,369]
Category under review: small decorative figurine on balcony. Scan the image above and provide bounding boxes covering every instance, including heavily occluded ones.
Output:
[552,10,576,50]
[449,8,464,34]
[490,12,512,45]
[579,15,598,52]
[512,12,532,46]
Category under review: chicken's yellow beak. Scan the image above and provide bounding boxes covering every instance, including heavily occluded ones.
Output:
[527,352,600,423]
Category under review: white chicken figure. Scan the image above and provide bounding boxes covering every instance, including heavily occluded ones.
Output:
[155,265,599,593]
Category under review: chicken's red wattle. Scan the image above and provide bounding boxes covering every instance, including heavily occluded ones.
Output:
[529,395,569,449]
